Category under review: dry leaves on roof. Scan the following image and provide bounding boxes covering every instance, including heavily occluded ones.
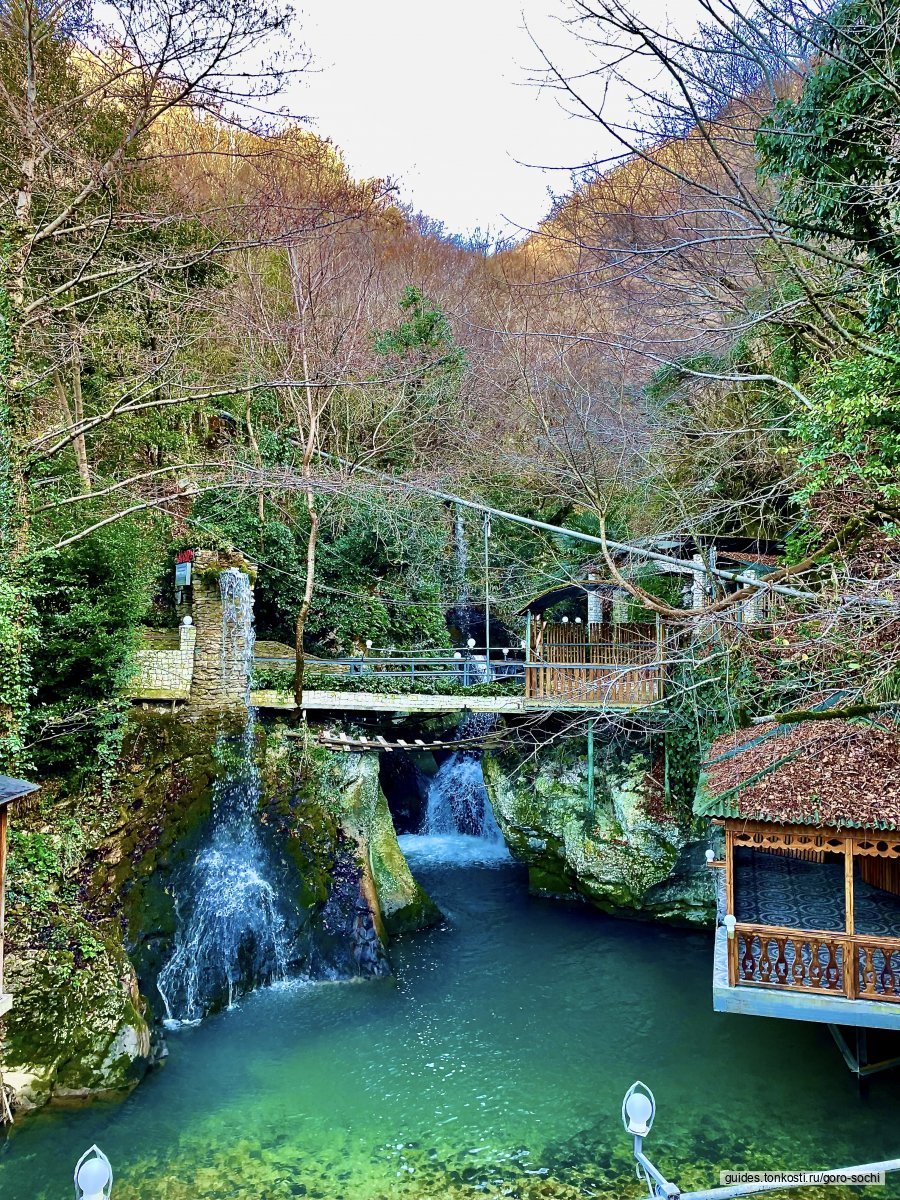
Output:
[703,717,900,829]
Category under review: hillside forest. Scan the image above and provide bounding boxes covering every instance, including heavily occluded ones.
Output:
[0,0,897,784]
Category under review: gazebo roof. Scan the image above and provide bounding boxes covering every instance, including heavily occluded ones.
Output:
[695,709,900,831]
[0,775,39,809]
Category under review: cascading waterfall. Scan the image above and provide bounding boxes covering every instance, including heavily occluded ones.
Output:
[453,504,471,637]
[157,569,293,1024]
[421,713,504,844]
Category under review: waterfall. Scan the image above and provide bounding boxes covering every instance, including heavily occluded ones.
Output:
[157,570,293,1024]
[219,566,254,700]
[454,504,470,636]
[421,714,504,844]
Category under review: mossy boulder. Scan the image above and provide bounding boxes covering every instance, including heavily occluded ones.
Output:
[483,733,715,926]
[273,729,441,939]
[2,709,230,1111]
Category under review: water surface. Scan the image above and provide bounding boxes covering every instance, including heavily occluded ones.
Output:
[1,838,897,1199]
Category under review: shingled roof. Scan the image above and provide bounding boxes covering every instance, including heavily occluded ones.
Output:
[695,712,900,831]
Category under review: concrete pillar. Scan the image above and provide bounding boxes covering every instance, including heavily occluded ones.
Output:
[611,588,629,624]
[691,549,717,609]
[741,569,761,624]
[189,549,256,709]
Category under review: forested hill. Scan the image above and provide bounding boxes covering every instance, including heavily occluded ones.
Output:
[2,0,898,780]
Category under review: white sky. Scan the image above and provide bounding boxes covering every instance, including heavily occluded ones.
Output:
[285,0,698,240]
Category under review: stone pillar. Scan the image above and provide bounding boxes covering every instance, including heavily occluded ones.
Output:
[741,569,761,624]
[691,547,716,609]
[179,617,196,655]
[587,574,603,624]
[611,588,629,624]
[189,550,256,709]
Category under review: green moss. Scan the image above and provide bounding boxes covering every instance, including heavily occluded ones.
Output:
[483,734,716,926]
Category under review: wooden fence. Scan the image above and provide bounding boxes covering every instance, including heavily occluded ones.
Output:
[526,620,664,707]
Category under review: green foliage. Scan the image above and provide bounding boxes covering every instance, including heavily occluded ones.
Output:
[193,489,453,653]
[8,816,85,910]
[757,0,900,327]
[252,663,522,698]
[793,342,900,504]
[374,285,467,378]
[27,520,166,775]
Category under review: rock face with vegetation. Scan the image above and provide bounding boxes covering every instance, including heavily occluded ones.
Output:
[2,713,439,1114]
[262,726,441,941]
[483,734,715,925]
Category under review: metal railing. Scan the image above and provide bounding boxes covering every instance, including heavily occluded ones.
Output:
[253,649,525,687]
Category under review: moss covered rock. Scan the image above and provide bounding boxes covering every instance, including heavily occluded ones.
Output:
[483,733,715,926]
[275,729,441,939]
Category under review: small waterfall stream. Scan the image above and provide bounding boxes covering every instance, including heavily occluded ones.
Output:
[401,714,509,865]
[453,504,471,638]
[157,569,293,1024]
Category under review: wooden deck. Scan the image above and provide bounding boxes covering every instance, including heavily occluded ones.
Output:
[714,820,900,1029]
[713,926,900,1029]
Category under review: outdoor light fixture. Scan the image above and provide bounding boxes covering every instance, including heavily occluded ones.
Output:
[575,616,582,624]
[467,637,476,649]
[723,913,737,939]
[502,648,509,658]
[74,1146,113,1200]
[621,1083,679,1198]
[453,652,462,660]
[621,1081,900,1198]
[520,639,527,650]
[705,849,716,864]
[561,616,569,623]
[622,1081,655,1137]
[365,639,373,650]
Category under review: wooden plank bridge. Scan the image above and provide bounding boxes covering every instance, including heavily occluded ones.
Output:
[301,729,506,753]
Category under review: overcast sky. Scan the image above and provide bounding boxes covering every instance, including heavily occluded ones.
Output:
[286,0,697,240]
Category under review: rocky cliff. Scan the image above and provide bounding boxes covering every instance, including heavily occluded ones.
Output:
[482,731,715,926]
[1,712,439,1114]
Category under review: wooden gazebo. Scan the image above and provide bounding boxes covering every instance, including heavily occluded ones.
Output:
[0,775,39,1017]
[697,713,900,1033]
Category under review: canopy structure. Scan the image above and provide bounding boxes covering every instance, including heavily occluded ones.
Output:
[0,776,39,808]
[696,704,900,1034]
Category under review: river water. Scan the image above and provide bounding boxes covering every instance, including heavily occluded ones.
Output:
[1,839,898,1199]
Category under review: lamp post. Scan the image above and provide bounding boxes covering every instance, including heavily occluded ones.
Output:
[465,637,476,687]
[74,1146,113,1200]
[622,1082,900,1198]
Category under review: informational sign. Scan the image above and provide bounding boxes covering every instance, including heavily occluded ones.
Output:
[174,549,194,588]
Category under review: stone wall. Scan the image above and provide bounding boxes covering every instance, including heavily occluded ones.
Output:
[128,624,196,700]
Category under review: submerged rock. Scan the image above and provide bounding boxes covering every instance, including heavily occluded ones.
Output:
[483,733,715,926]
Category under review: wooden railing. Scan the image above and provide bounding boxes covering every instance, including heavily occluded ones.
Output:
[730,922,900,1002]
[526,620,664,706]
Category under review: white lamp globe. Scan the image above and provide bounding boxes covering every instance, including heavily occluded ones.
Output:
[705,849,716,863]
[625,1090,654,1136]
[467,637,476,649]
[365,639,373,649]
[76,1155,111,1198]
